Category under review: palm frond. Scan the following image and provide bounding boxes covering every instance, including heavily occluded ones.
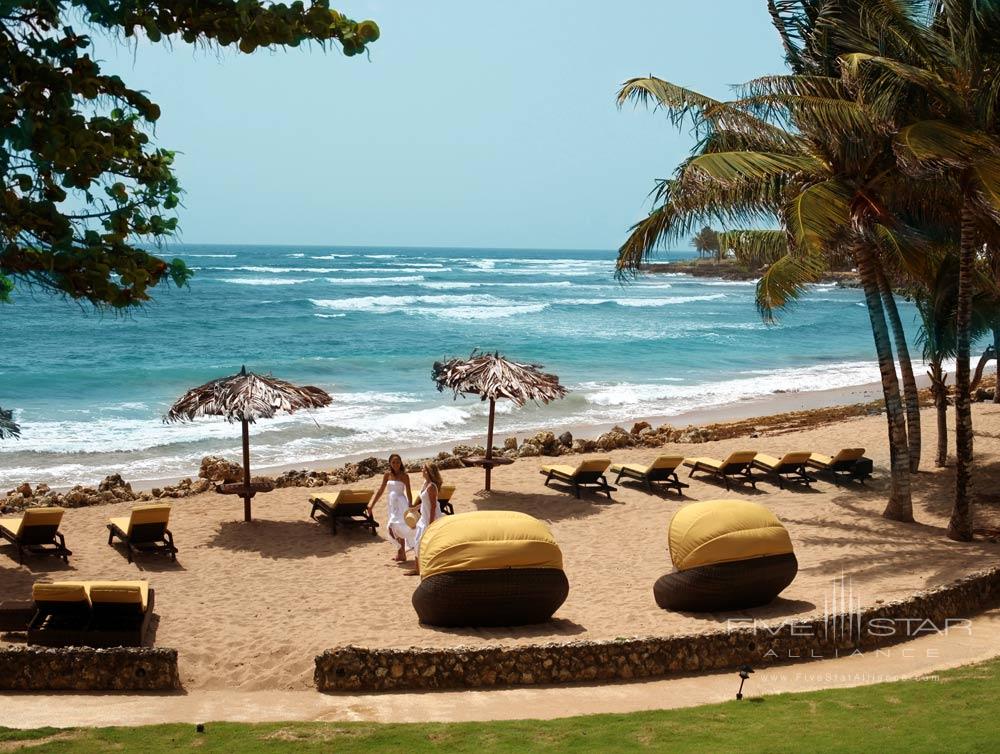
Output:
[784,178,853,255]
[0,407,20,440]
[755,252,829,322]
[894,120,1000,175]
[718,229,790,268]
[684,151,824,187]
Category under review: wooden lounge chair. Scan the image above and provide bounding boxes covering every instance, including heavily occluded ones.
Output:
[309,490,378,535]
[27,580,154,648]
[610,455,689,494]
[540,459,616,499]
[438,485,456,515]
[806,448,870,484]
[0,507,71,564]
[751,452,817,489]
[682,451,758,491]
[107,504,177,563]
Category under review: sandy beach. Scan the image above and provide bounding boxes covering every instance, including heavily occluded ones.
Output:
[3,402,1000,691]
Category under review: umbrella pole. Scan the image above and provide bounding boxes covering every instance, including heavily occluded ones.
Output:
[485,397,496,491]
[241,418,252,522]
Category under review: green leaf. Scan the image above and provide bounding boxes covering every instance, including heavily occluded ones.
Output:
[784,180,852,256]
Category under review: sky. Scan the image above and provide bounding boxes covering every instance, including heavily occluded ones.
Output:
[93,1,785,251]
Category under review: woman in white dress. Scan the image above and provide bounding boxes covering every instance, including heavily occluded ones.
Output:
[405,462,442,576]
[368,454,413,562]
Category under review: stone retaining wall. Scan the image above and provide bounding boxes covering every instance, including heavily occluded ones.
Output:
[0,647,180,691]
[316,566,1000,692]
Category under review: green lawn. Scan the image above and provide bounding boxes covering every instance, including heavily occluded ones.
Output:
[2,657,998,753]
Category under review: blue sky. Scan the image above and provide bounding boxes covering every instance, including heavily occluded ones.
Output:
[95,1,784,250]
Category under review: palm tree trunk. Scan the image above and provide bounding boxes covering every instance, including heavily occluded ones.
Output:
[928,361,948,468]
[878,270,921,473]
[948,203,976,541]
[855,242,912,521]
[994,326,1000,404]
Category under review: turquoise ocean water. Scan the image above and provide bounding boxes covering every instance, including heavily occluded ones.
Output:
[0,245,916,487]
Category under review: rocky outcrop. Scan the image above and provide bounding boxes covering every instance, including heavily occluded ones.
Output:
[198,456,243,483]
[595,426,634,451]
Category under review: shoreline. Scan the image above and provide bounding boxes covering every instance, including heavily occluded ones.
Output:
[109,377,893,492]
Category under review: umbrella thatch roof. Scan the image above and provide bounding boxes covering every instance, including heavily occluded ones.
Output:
[0,407,21,440]
[432,351,567,406]
[164,366,332,424]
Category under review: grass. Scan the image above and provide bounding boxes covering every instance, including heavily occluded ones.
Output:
[2,658,998,753]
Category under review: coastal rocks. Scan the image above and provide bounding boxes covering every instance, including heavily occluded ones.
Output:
[523,431,559,455]
[558,431,573,448]
[572,439,597,453]
[676,426,713,444]
[503,437,518,451]
[630,421,651,435]
[273,469,332,488]
[98,474,132,495]
[516,443,541,457]
[198,456,243,484]
[595,426,634,451]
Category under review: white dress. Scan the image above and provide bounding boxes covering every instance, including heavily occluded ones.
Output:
[413,481,438,558]
[386,478,410,543]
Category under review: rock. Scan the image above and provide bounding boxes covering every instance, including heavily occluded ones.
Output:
[526,432,557,452]
[572,439,597,453]
[436,456,464,470]
[503,436,518,451]
[356,457,384,477]
[676,426,712,443]
[630,421,651,436]
[34,483,50,496]
[151,488,162,498]
[198,456,243,484]
[452,444,486,457]
[595,426,633,451]
[516,443,541,457]
[191,479,212,494]
[558,431,573,448]
[98,474,132,494]
[16,482,32,498]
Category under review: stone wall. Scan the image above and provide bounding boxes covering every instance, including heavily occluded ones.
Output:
[0,647,180,691]
[315,566,1000,692]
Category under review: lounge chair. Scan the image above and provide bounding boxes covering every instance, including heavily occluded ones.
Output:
[610,455,689,494]
[682,451,758,491]
[751,452,816,489]
[27,580,154,648]
[540,459,616,499]
[806,448,871,484]
[0,507,71,564]
[438,485,456,515]
[309,489,378,535]
[107,504,177,563]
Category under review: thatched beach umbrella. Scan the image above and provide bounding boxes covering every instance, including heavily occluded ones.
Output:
[433,351,567,490]
[165,366,332,521]
[0,407,20,440]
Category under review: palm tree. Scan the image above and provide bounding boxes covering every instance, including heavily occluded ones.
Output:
[841,1,1000,540]
[693,226,721,260]
[614,2,951,521]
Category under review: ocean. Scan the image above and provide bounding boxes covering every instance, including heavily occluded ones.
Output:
[0,245,915,487]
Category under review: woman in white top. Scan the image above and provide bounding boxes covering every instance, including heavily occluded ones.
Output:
[405,461,442,576]
[368,454,413,562]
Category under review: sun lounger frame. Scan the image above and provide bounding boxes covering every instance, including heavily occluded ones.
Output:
[309,495,379,535]
[684,457,757,491]
[751,455,817,490]
[806,451,872,485]
[27,589,155,648]
[541,466,616,500]
[0,517,71,565]
[612,462,689,495]
[107,520,177,564]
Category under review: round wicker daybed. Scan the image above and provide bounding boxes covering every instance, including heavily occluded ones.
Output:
[654,499,798,613]
[411,510,569,627]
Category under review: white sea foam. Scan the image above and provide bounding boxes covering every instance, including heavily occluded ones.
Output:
[314,313,347,318]
[287,253,305,258]
[309,254,355,259]
[324,276,425,285]
[555,294,727,307]
[364,254,398,259]
[221,278,316,286]
[212,265,339,273]
[185,254,237,258]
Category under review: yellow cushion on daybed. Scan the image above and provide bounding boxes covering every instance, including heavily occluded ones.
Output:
[418,511,563,579]
[86,581,149,612]
[668,499,793,572]
[32,582,88,603]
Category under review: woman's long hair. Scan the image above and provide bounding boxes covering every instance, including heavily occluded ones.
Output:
[388,453,405,479]
[422,462,443,488]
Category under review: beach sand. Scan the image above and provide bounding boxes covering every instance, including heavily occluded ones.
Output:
[2,403,1000,691]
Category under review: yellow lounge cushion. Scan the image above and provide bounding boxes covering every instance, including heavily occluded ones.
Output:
[0,517,23,537]
[609,462,649,474]
[86,581,149,612]
[809,448,865,468]
[683,456,722,471]
[108,516,132,535]
[127,504,171,528]
[612,456,685,475]
[540,459,610,477]
[311,490,374,507]
[33,581,88,603]
[418,510,563,579]
[668,499,794,571]
[754,452,811,470]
